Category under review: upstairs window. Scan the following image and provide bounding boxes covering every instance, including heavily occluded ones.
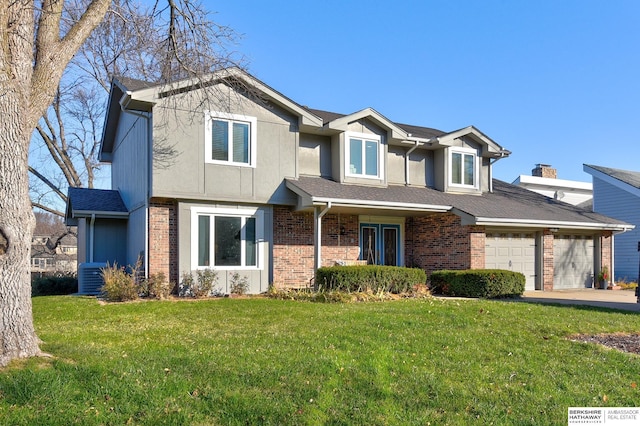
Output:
[449,148,478,188]
[346,132,383,179]
[205,111,257,167]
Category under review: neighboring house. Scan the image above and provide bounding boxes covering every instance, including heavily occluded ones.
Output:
[513,164,593,208]
[31,233,78,274]
[584,164,640,282]
[66,68,632,294]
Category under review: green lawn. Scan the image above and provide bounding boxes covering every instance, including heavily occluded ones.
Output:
[0,296,639,425]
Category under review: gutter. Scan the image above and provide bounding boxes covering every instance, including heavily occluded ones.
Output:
[312,197,451,213]
[489,150,509,193]
[73,210,129,219]
[470,216,635,231]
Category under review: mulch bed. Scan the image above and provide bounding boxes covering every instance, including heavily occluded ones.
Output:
[570,333,640,355]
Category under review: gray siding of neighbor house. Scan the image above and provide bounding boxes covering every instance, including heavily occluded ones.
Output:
[111,111,150,210]
[593,177,640,281]
[177,201,272,294]
[150,84,298,206]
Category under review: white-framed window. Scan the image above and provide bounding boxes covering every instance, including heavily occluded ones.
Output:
[191,206,263,270]
[449,147,478,188]
[345,132,383,179]
[204,111,257,167]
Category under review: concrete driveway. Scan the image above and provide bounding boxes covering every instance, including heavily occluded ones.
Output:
[521,289,640,312]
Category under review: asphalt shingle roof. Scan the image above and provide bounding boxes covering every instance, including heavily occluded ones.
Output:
[67,187,127,213]
[585,164,640,189]
[304,107,446,139]
[286,176,627,227]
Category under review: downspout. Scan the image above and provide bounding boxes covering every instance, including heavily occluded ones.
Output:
[488,151,508,193]
[404,139,420,186]
[89,214,96,263]
[314,202,332,272]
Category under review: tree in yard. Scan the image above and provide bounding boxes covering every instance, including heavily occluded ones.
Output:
[1,0,243,367]
[29,0,242,217]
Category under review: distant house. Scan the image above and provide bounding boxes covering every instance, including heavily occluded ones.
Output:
[31,233,78,274]
[65,68,632,293]
[513,164,593,208]
[584,164,640,282]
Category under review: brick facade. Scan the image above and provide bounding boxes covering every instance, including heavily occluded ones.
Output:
[405,213,485,274]
[272,206,359,288]
[148,199,178,284]
[600,231,613,279]
[542,231,554,291]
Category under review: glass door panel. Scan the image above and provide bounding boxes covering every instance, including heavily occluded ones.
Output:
[383,227,398,266]
[361,226,378,265]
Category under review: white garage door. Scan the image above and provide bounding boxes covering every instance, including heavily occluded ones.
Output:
[485,233,537,291]
[553,235,594,289]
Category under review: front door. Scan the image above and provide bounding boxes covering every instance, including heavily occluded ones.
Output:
[360,224,400,266]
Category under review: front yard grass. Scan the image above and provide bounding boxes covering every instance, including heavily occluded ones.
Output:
[0,296,639,425]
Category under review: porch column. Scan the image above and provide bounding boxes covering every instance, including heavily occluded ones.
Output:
[314,203,332,272]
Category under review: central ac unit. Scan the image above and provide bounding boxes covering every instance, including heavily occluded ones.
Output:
[78,262,107,295]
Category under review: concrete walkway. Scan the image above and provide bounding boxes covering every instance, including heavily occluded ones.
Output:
[520,289,640,312]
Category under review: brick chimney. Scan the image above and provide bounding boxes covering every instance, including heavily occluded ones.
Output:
[532,164,557,179]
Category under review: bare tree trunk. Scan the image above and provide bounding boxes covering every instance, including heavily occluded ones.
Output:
[0,92,40,366]
[0,0,110,367]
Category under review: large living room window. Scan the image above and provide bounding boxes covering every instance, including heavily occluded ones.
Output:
[449,148,477,188]
[205,111,257,167]
[192,206,263,269]
[346,132,382,179]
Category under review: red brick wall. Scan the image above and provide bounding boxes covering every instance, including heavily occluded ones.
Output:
[148,199,178,284]
[542,231,554,291]
[405,213,484,274]
[601,231,612,280]
[272,206,359,288]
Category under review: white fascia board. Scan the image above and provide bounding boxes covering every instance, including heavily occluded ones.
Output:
[515,175,592,191]
[467,216,634,231]
[327,108,408,139]
[583,164,640,198]
[312,197,451,213]
[436,126,506,156]
[72,210,129,219]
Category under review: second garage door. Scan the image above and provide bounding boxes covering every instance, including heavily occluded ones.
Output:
[553,235,594,289]
[485,233,537,291]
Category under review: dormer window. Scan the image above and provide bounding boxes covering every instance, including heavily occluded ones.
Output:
[345,132,383,179]
[205,111,257,167]
[449,147,478,189]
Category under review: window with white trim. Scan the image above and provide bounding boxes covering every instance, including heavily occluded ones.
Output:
[449,148,478,188]
[205,111,257,167]
[192,207,263,270]
[345,132,383,179]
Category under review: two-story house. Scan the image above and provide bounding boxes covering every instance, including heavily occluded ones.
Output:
[66,68,632,294]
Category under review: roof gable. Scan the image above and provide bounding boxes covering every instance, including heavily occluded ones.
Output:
[584,164,640,198]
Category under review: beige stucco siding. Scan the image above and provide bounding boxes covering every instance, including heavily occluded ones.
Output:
[299,133,331,177]
[150,83,298,205]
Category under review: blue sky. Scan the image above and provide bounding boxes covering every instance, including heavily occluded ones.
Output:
[210,0,640,183]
